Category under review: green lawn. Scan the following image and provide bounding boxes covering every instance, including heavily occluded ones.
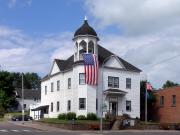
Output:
[39,118,105,125]
[5,112,28,116]
[140,121,159,125]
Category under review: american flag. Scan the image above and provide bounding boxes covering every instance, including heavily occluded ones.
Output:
[82,53,99,85]
[146,82,153,91]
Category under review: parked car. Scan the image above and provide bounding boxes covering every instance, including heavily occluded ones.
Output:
[11,115,33,121]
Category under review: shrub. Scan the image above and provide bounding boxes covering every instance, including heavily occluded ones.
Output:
[77,115,86,120]
[87,113,97,120]
[122,113,130,119]
[159,123,170,130]
[58,113,67,120]
[0,105,5,118]
[174,123,180,130]
[66,112,76,120]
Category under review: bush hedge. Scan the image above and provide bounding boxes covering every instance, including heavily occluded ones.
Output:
[87,113,97,120]
[77,115,86,120]
[67,112,76,120]
[58,113,67,120]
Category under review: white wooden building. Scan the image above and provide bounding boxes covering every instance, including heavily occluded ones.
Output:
[30,18,141,120]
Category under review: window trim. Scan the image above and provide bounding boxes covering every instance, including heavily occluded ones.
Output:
[79,73,85,85]
[57,80,60,91]
[126,78,131,89]
[68,78,71,89]
[57,101,60,112]
[51,82,54,92]
[79,98,86,110]
[67,100,71,111]
[160,96,164,107]
[45,86,47,95]
[126,100,131,112]
[51,102,53,112]
[172,95,176,107]
[108,76,119,88]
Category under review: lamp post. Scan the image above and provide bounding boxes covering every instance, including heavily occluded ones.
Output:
[22,73,24,124]
[100,55,115,132]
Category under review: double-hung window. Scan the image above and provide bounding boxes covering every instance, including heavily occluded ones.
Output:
[51,102,53,112]
[79,98,86,110]
[160,96,164,106]
[67,100,71,111]
[57,101,60,112]
[45,86,47,95]
[51,83,54,92]
[108,76,119,88]
[126,100,131,112]
[172,95,176,106]
[57,80,60,91]
[79,73,85,85]
[126,78,131,89]
[68,78,71,89]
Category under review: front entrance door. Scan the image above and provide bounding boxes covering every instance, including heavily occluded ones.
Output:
[109,102,118,116]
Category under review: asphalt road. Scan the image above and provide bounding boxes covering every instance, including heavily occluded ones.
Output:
[0,122,180,135]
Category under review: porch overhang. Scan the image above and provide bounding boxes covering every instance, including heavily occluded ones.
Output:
[31,105,49,111]
[104,89,127,95]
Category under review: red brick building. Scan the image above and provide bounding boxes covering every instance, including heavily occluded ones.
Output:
[154,86,180,123]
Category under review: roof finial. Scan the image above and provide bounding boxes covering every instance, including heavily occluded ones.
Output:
[84,15,87,21]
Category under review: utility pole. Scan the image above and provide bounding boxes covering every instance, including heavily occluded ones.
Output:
[100,55,114,132]
[22,73,24,124]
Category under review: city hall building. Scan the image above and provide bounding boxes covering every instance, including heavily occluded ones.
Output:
[30,18,141,120]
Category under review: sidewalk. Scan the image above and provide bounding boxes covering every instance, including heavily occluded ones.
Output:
[8,121,180,133]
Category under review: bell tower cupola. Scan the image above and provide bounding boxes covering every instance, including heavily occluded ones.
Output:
[73,17,99,62]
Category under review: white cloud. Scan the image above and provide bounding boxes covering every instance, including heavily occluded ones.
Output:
[0,26,73,75]
[98,25,180,88]
[8,0,32,8]
[85,0,180,35]
[84,0,180,88]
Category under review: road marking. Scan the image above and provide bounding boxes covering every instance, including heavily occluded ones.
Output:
[23,129,31,132]
[0,129,8,132]
[11,130,20,132]
[81,133,103,135]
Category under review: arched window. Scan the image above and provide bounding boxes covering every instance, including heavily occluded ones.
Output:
[79,40,87,54]
[88,41,94,53]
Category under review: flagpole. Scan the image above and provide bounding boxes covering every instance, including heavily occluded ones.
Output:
[145,82,147,123]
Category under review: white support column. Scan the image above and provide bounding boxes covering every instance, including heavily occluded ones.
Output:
[77,42,80,61]
[86,42,88,53]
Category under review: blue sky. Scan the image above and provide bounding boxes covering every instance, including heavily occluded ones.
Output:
[0,0,121,36]
[0,0,88,35]
[1,0,180,88]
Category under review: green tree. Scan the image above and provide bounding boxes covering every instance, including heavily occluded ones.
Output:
[162,80,179,89]
[0,89,13,109]
[12,72,41,89]
[0,71,17,110]
[140,81,156,121]
[0,71,15,97]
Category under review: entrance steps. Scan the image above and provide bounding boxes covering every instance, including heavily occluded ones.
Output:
[111,116,125,130]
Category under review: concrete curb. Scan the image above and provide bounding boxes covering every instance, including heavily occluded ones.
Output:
[7,121,180,133]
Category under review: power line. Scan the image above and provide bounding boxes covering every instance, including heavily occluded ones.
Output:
[1,54,180,70]
[142,54,180,70]
[1,62,50,68]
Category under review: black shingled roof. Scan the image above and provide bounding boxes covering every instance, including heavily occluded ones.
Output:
[74,20,98,38]
[15,88,41,100]
[42,45,141,81]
